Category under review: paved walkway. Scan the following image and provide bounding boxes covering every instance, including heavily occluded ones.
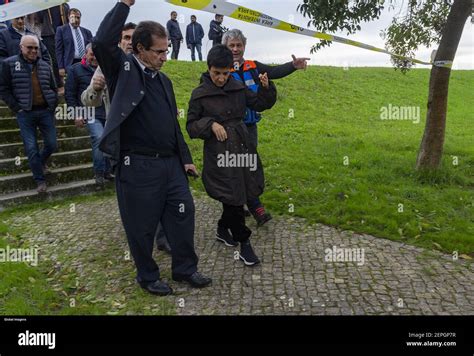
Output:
[5,194,474,315]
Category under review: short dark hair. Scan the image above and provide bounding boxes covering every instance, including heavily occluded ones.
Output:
[123,22,137,32]
[216,14,223,19]
[69,8,81,17]
[132,21,167,53]
[191,15,197,19]
[207,44,233,69]
[171,11,177,16]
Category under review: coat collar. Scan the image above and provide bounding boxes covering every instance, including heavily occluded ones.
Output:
[192,71,245,100]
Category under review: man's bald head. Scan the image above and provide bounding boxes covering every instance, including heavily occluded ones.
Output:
[20,35,40,46]
[20,35,40,63]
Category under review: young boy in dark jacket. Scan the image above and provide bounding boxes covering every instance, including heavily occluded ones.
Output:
[187,45,277,266]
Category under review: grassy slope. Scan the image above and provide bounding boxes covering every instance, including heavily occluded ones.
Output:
[166,61,473,254]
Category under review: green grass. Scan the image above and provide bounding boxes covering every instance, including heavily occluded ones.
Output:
[166,61,474,254]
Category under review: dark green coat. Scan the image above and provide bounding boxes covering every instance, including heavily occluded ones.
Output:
[187,72,277,206]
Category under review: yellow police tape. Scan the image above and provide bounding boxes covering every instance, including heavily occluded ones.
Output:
[165,0,453,69]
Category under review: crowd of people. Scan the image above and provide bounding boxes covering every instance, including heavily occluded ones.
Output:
[166,11,226,60]
[0,0,309,295]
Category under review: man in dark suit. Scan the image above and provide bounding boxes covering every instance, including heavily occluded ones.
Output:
[55,8,92,82]
[93,0,212,296]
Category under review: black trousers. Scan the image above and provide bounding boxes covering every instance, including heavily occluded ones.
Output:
[218,204,252,243]
[171,39,181,60]
[116,154,198,283]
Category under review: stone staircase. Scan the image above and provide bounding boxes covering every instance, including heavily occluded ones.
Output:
[0,102,112,210]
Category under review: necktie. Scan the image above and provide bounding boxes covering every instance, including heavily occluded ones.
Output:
[74,27,85,58]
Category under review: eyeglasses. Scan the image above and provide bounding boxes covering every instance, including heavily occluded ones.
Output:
[24,46,39,51]
[148,48,169,56]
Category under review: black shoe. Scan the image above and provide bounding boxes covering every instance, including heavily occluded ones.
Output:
[157,239,172,255]
[250,206,273,227]
[104,172,115,182]
[239,240,260,266]
[139,280,173,296]
[173,272,212,288]
[216,226,239,247]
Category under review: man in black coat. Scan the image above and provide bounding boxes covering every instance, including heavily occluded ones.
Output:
[93,0,211,296]
[208,14,225,47]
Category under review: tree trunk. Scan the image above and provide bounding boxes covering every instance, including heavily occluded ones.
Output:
[416,0,470,170]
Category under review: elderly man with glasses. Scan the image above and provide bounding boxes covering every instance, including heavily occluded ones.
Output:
[0,35,58,193]
[93,0,212,296]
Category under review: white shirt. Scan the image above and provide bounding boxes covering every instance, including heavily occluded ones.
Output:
[69,23,85,59]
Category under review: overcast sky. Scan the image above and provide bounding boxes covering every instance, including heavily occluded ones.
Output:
[69,0,473,69]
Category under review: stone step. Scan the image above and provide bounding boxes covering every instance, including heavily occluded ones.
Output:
[0,125,88,144]
[0,179,113,211]
[0,106,12,117]
[0,163,94,194]
[0,116,75,130]
[0,135,91,159]
[0,148,92,174]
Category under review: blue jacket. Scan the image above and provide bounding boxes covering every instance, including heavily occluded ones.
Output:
[0,25,51,64]
[0,54,58,113]
[93,2,193,169]
[166,19,183,41]
[55,24,93,70]
[186,22,204,46]
[65,59,106,120]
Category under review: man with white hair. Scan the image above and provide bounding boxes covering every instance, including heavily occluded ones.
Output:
[222,28,310,228]
[0,35,58,193]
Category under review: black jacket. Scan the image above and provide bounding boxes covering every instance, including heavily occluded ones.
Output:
[186,22,204,46]
[0,54,57,113]
[208,20,224,44]
[166,19,183,41]
[93,2,193,169]
[187,72,277,206]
